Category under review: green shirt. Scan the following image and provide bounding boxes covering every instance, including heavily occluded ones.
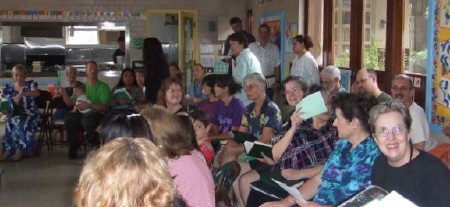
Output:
[84,81,111,105]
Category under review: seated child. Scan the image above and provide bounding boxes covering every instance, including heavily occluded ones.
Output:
[190,110,214,168]
[72,83,92,114]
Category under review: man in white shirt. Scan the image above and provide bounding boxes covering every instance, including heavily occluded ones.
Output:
[249,24,280,100]
[391,74,433,150]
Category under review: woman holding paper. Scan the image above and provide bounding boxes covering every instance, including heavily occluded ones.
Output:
[262,93,380,207]
[110,68,145,110]
[368,100,450,207]
[0,64,40,161]
[240,85,338,207]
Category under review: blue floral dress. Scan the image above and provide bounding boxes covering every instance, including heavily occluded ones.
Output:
[2,81,40,153]
[241,97,282,140]
[314,136,380,205]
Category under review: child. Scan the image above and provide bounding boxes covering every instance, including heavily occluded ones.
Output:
[72,83,92,114]
[190,110,214,168]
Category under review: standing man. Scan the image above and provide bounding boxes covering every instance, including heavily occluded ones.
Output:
[320,65,346,96]
[223,17,256,56]
[112,36,125,64]
[354,68,392,103]
[391,74,432,150]
[249,24,280,100]
[65,61,111,159]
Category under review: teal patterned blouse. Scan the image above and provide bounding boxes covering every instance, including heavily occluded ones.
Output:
[314,136,380,205]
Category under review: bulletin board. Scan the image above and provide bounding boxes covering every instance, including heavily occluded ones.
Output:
[427,0,450,132]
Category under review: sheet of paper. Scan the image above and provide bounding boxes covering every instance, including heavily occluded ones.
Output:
[244,141,254,154]
[295,91,327,119]
[272,179,306,203]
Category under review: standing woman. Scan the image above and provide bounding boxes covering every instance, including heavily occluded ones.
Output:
[229,32,262,105]
[0,64,40,161]
[369,100,450,207]
[290,35,320,87]
[142,37,169,104]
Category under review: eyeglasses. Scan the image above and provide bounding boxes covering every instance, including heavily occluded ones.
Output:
[166,88,182,94]
[391,86,411,92]
[244,84,257,91]
[283,88,302,95]
[375,124,407,138]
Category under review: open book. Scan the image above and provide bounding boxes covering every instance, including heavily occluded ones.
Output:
[114,88,133,100]
[243,141,273,159]
[295,91,327,119]
[231,130,257,144]
[272,179,306,203]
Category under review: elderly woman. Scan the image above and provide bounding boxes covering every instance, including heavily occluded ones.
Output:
[156,78,188,115]
[74,137,179,207]
[219,73,282,165]
[110,68,145,110]
[53,66,81,120]
[262,93,379,207]
[238,84,339,207]
[141,107,215,207]
[369,100,450,207]
[0,64,40,161]
[229,32,262,105]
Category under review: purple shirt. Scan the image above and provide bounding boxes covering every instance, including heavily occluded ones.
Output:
[198,99,219,121]
[212,97,245,134]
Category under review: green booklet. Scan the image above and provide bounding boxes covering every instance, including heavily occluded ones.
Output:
[295,91,328,119]
[0,100,10,112]
[244,141,273,159]
[114,88,133,100]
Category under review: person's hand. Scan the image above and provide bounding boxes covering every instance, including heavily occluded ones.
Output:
[221,141,242,156]
[296,201,325,207]
[191,97,202,104]
[13,93,23,104]
[257,152,276,165]
[290,109,305,130]
[281,168,303,180]
[57,87,66,97]
[260,199,293,207]
[74,101,90,111]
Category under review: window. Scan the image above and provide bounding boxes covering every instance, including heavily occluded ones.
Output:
[404,0,427,74]
[334,0,351,68]
[65,26,99,45]
[363,0,387,71]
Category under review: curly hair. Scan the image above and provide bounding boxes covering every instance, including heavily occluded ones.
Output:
[74,137,176,207]
[156,78,188,109]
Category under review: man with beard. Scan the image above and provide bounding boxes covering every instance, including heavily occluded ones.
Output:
[354,68,391,103]
[391,74,433,150]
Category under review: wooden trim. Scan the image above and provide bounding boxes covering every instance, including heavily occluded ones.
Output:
[385,0,405,76]
[349,0,364,70]
[322,0,334,66]
[304,0,309,35]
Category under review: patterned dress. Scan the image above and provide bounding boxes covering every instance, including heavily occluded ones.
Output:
[241,97,282,140]
[2,81,40,153]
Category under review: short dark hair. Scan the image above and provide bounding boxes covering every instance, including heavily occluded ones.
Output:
[259,23,270,32]
[202,74,217,96]
[283,75,309,94]
[293,35,314,49]
[332,92,378,132]
[190,110,210,127]
[229,17,242,25]
[215,74,242,95]
[117,36,125,42]
[228,32,249,48]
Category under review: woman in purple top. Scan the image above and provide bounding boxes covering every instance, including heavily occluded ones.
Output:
[198,74,219,121]
[209,75,245,141]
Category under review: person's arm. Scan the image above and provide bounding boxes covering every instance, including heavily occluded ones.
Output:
[272,110,304,161]
[13,83,40,104]
[260,127,275,144]
[58,87,74,107]
[281,165,323,180]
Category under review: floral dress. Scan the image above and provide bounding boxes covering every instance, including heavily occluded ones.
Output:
[2,81,40,153]
[241,97,282,140]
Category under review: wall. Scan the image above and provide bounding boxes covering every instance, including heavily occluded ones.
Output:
[0,0,247,62]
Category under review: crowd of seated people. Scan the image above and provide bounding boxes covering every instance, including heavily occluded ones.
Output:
[1,29,449,207]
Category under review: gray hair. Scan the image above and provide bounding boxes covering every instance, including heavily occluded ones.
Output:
[243,73,266,88]
[65,66,77,73]
[392,74,414,89]
[368,100,412,134]
[320,65,341,80]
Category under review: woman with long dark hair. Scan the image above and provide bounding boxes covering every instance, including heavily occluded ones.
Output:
[110,68,145,110]
[142,37,169,104]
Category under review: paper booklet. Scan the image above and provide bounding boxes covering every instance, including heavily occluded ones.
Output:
[243,141,273,159]
[338,185,418,207]
[113,88,133,100]
[272,178,306,203]
[295,91,327,119]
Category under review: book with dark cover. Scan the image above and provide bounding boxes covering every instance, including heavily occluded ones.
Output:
[337,185,388,207]
[232,130,257,144]
[0,101,10,112]
[260,169,305,188]
[12,102,25,114]
[245,141,273,159]
[250,180,289,200]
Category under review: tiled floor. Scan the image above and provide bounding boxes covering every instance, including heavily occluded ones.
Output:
[0,144,85,207]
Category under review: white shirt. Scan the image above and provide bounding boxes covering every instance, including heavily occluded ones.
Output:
[248,42,280,77]
[290,51,320,86]
[76,94,92,114]
[409,102,433,149]
[233,48,262,105]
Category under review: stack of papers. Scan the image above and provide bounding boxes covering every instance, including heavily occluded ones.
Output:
[32,61,44,73]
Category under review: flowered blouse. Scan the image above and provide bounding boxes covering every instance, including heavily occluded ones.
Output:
[241,97,282,141]
[314,136,380,205]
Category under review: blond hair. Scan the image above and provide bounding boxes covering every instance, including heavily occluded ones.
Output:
[74,137,176,207]
[140,107,194,159]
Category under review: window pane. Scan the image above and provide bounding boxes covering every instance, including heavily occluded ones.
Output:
[334,0,351,68]
[363,0,387,71]
[403,0,427,74]
[65,27,99,45]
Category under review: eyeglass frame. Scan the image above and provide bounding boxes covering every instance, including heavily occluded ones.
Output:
[354,75,373,85]
[391,86,412,92]
[375,124,408,138]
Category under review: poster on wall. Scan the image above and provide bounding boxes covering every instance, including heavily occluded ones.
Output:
[428,0,450,130]
[260,11,286,79]
[285,23,298,53]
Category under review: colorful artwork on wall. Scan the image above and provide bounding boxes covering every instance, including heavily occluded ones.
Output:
[285,23,298,53]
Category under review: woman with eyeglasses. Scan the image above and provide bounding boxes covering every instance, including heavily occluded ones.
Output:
[368,100,450,207]
[156,78,188,116]
[262,93,380,207]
